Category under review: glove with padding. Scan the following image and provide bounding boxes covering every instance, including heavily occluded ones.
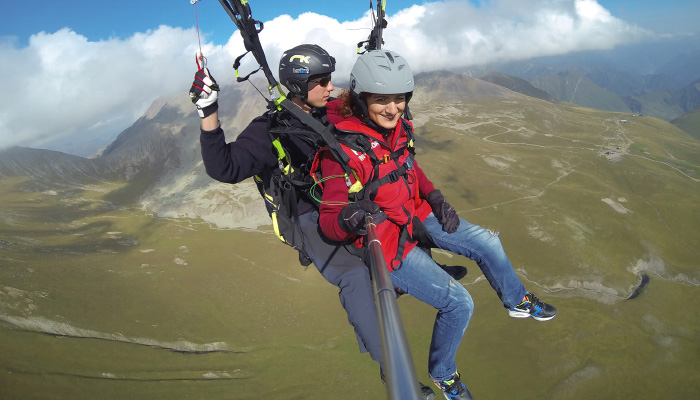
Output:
[189,68,220,118]
[426,190,460,233]
[338,199,387,235]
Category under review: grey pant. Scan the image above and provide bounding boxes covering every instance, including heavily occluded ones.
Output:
[299,211,384,368]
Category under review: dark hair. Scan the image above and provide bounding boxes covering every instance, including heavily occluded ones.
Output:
[337,90,367,119]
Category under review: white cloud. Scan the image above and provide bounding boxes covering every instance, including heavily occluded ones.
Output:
[0,0,653,156]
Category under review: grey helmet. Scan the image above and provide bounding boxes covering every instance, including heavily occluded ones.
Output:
[349,49,414,122]
[279,44,336,100]
[349,50,414,97]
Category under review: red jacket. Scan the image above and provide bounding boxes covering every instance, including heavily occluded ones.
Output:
[317,100,435,270]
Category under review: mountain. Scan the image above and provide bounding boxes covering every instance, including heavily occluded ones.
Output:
[478,72,555,102]
[655,48,700,89]
[0,81,271,230]
[2,71,698,234]
[632,79,700,120]
[671,105,700,140]
[461,34,700,121]
[528,70,633,113]
[0,146,105,181]
[413,70,521,102]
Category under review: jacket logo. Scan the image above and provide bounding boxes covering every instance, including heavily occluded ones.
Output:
[351,149,366,161]
[289,55,311,63]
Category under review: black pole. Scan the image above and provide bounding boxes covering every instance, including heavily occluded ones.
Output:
[365,214,421,400]
[375,0,385,50]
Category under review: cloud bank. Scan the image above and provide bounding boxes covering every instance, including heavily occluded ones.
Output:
[0,0,652,156]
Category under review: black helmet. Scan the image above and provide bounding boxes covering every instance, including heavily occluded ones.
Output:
[279,44,336,100]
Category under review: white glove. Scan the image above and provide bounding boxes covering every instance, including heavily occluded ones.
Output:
[189,67,219,118]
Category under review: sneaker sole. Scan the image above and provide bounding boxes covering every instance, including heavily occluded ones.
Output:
[440,391,474,400]
[532,314,556,321]
[507,310,531,318]
[508,310,556,321]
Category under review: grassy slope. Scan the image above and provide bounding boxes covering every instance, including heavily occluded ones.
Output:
[413,98,699,292]
[1,98,699,399]
[529,72,632,113]
[671,107,700,140]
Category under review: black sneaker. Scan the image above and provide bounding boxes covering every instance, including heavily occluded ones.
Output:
[380,369,436,400]
[419,382,437,400]
[508,292,557,321]
[438,263,467,281]
[433,372,473,400]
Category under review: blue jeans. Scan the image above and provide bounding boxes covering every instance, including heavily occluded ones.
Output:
[390,246,474,382]
[422,213,527,308]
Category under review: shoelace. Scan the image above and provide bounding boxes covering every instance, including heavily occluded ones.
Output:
[525,294,547,313]
[437,375,464,394]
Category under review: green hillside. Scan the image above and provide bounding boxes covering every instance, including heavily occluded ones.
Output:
[2,95,699,399]
[479,71,555,102]
[413,97,699,293]
[671,107,700,140]
[529,70,632,113]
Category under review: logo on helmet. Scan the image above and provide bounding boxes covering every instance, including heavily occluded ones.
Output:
[289,55,311,63]
[292,67,310,74]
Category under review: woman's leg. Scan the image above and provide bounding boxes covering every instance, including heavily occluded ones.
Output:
[422,213,526,308]
[389,246,474,382]
[300,211,384,368]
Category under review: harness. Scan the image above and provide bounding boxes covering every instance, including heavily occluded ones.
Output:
[312,119,420,269]
[254,106,371,266]
[334,119,416,201]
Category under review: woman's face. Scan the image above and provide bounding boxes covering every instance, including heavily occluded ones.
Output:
[366,93,406,130]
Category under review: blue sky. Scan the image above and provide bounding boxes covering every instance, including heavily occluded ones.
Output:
[3,0,699,46]
[2,0,428,46]
[1,0,699,156]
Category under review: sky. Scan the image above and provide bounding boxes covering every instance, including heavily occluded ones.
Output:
[1,0,699,156]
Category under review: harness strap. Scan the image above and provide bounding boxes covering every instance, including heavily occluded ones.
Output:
[390,221,416,269]
[279,100,364,195]
[363,154,414,195]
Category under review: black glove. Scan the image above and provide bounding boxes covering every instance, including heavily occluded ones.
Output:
[338,199,387,235]
[426,190,460,233]
[189,67,219,118]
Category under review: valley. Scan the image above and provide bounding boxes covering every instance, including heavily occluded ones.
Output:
[1,77,699,399]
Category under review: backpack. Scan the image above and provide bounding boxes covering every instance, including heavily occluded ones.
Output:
[252,109,324,266]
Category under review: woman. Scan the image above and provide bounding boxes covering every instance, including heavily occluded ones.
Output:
[320,51,556,323]
[316,49,475,400]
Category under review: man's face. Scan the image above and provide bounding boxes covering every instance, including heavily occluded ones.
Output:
[306,74,334,108]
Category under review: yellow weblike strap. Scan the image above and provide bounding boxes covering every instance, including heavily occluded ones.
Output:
[271,137,293,175]
[347,170,363,193]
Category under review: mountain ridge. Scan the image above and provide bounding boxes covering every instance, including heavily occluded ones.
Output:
[1,70,698,232]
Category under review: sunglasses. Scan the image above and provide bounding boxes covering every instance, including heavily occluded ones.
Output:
[308,74,332,88]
